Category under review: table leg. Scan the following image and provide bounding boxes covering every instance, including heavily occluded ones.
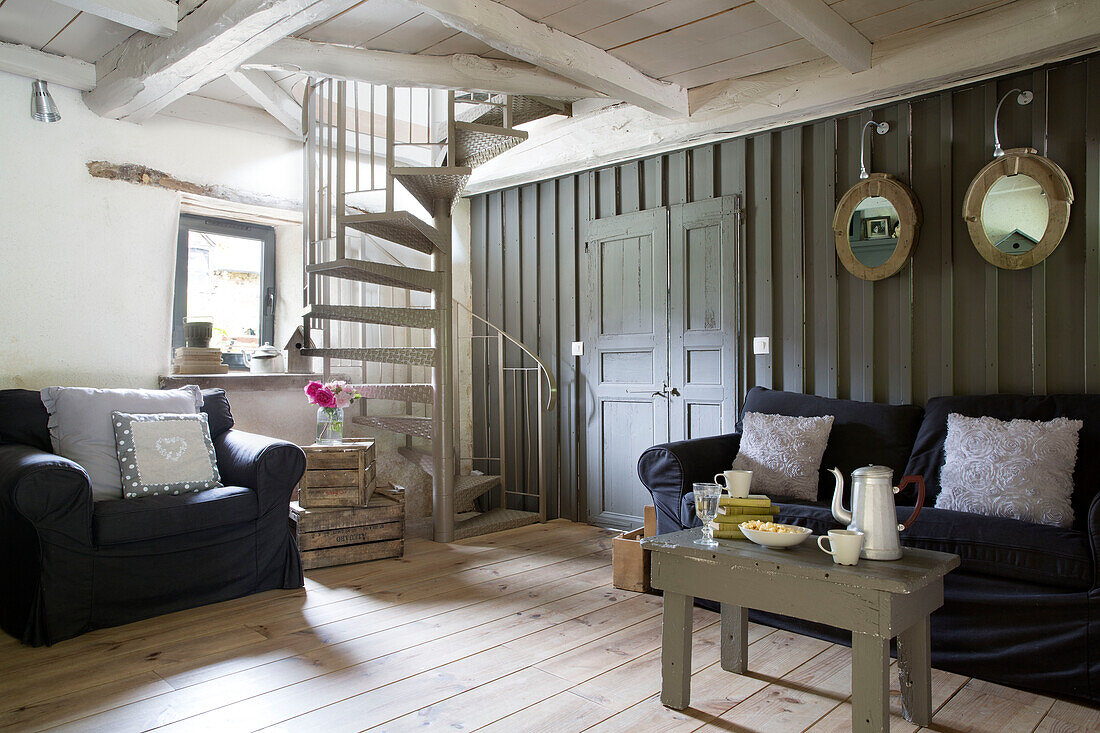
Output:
[897,616,933,725]
[661,591,693,709]
[720,603,748,673]
[851,632,890,733]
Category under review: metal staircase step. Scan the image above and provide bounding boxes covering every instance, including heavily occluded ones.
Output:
[397,446,434,474]
[454,508,540,540]
[342,210,445,254]
[455,475,500,510]
[353,414,433,440]
[451,122,527,168]
[359,384,433,403]
[307,259,442,293]
[462,95,571,127]
[300,347,436,366]
[390,166,471,213]
[304,304,438,329]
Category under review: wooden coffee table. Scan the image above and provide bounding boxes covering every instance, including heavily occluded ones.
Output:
[641,528,959,732]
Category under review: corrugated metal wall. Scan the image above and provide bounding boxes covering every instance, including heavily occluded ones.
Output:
[470,54,1100,521]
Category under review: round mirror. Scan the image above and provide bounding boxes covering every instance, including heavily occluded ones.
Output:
[847,196,901,267]
[980,174,1048,255]
[833,174,921,281]
[963,148,1073,270]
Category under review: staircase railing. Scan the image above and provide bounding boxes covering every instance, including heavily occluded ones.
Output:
[454,299,556,521]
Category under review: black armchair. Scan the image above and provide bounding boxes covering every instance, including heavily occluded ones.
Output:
[0,388,305,646]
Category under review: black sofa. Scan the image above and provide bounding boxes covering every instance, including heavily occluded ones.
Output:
[0,388,305,646]
[638,386,1100,704]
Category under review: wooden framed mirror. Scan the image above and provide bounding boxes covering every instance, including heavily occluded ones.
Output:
[832,173,921,281]
[962,148,1073,270]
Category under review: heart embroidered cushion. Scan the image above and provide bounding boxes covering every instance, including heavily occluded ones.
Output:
[40,385,203,501]
[935,413,1082,527]
[112,412,222,498]
[731,412,835,501]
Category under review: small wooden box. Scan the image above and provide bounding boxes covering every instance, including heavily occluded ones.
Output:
[290,485,405,570]
[298,439,376,508]
[613,505,658,593]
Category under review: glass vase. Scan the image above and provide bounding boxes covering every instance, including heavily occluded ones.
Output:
[316,406,344,445]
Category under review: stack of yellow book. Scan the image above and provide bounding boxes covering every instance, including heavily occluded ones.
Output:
[707,494,779,539]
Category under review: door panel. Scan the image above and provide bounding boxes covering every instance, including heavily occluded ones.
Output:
[670,197,741,442]
[583,209,669,529]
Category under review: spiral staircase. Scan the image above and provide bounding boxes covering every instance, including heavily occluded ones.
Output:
[299,84,565,541]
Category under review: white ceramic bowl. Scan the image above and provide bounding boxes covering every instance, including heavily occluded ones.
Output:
[739,523,813,549]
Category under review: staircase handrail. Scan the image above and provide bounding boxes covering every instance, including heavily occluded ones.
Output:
[452,299,557,412]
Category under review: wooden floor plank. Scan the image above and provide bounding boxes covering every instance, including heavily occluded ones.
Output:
[0,520,1092,733]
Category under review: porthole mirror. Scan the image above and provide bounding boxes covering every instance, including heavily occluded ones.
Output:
[833,173,921,281]
[963,148,1073,269]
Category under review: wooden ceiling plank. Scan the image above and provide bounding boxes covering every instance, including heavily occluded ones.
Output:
[399,0,687,117]
[244,37,601,99]
[84,0,362,123]
[227,68,303,137]
[51,0,178,37]
[0,40,96,90]
[754,0,871,72]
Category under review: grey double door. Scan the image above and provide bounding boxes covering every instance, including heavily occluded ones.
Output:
[582,197,741,529]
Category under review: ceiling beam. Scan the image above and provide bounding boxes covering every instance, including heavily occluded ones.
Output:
[0,42,96,90]
[243,38,599,100]
[398,0,687,118]
[227,68,302,137]
[52,0,178,37]
[84,0,359,123]
[754,0,871,73]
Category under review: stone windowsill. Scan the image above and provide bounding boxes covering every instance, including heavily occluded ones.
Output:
[159,373,325,392]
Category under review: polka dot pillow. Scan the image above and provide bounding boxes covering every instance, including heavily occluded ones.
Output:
[111,411,222,498]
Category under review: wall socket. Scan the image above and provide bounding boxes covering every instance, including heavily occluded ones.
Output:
[571,341,584,356]
[753,337,770,355]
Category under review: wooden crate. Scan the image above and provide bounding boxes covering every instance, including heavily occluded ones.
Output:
[290,485,405,570]
[298,439,376,508]
[613,505,657,593]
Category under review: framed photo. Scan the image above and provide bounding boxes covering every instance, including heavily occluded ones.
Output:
[865,217,891,239]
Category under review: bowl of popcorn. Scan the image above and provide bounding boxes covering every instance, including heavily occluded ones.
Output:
[738,520,813,549]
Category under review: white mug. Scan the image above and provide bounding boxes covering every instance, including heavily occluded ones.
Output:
[818,530,864,566]
[714,469,752,498]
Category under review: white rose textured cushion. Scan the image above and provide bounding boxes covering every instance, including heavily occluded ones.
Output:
[39,386,203,501]
[113,412,221,498]
[935,413,1081,527]
[732,412,835,501]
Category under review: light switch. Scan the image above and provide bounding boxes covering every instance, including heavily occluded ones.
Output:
[753,337,770,355]
[571,341,584,356]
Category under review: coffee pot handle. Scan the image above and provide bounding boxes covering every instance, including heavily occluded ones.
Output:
[895,475,926,531]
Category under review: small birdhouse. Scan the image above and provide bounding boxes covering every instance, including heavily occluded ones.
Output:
[284,326,316,374]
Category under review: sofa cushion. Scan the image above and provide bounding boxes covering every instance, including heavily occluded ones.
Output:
[738,387,925,502]
[93,485,257,545]
[113,412,222,499]
[774,502,1092,591]
[200,388,234,438]
[0,389,51,452]
[904,394,1100,530]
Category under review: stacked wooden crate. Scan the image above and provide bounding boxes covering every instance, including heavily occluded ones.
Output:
[290,439,405,569]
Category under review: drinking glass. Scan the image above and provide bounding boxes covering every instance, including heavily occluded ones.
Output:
[693,482,722,547]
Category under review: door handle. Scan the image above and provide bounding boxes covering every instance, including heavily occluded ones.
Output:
[650,389,668,398]
[669,387,681,397]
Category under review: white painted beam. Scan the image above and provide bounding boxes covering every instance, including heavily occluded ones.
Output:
[0,41,96,91]
[398,0,687,118]
[754,0,871,73]
[52,0,177,37]
[465,0,1100,194]
[84,0,360,123]
[244,38,599,100]
[227,68,303,137]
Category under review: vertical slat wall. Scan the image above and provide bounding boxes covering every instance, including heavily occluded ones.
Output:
[470,55,1100,521]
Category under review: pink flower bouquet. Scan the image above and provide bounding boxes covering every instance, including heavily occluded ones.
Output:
[306,380,361,443]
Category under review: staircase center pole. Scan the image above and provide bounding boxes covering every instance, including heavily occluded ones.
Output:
[432,194,456,542]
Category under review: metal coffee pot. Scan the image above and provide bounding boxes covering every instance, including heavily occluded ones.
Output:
[828,465,925,560]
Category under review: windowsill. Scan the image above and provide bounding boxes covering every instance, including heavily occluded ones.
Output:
[159,373,326,392]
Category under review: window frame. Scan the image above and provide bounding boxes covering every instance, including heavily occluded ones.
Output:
[172,214,277,351]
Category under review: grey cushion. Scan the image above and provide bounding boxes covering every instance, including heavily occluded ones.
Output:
[935,413,1081,528]
[112,412,222,499]
[731,412,834,501]
[39,386,202,501]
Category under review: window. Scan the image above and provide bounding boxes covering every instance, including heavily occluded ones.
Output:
[173,215,276,355]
